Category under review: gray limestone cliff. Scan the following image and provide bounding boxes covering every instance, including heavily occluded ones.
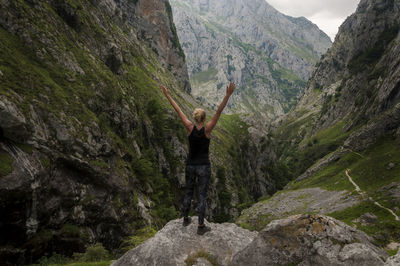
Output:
[170,0,332,120]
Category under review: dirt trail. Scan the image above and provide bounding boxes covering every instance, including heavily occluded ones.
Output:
[345,169,399,221]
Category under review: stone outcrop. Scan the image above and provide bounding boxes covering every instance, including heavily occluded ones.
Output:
[0,96,32,142]
[232,214,388,266]
[114,214,390,266]
[170,0,331,120]
[112,216,257,266]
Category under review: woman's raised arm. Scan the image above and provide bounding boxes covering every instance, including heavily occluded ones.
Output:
[160,85,193,133]
[205,82,235,137]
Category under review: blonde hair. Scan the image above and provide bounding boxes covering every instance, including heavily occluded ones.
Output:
[193,108,206,124]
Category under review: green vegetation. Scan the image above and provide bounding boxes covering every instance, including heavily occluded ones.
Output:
[185,249,218,266]
[60,224,81,238]
[72,244,112,262]
[277,119,352,179]
[90,159,110,169]
[32,243,112,266]
[290,135,400,192]
[165,1,185,58]
[119,226,157,254]
[40,157,51,169]
[388,248,399,257]
[328,201,400,247]
[287,43,318,63]
[31,253,71,266]
[127,0,139,5]
[16,143,34,154]
[284,135,400,246]
[190,68,218,84]
[215,166,232,222]
[349,24,399,74]
[238,212,277,231]
[0,152,14,176]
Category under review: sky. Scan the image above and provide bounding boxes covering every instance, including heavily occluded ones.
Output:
[267,0,360,41]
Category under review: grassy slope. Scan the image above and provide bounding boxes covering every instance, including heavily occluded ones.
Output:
[275,134,400,249]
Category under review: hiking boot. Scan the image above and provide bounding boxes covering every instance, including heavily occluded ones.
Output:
[183,217,191,226]
[197,225,211,235]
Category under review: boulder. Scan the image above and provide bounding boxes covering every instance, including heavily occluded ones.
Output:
[231,214,387,266]
[387,163,395,170]
[112,217,257,266]
[0,97,32,142]
[361,212,379,223]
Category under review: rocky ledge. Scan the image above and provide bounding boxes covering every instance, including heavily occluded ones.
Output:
[113,214,396,266]
[112,216,257,266]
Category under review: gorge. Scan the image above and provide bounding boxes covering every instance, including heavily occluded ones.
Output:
[0,0,400,265]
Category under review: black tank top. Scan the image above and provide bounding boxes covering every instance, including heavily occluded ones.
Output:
[187,126,210,165]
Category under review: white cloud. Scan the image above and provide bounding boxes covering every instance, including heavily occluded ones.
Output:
[267,0,360,40]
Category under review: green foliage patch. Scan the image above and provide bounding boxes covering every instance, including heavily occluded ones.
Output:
[185,249,218,266]
[328,201,400,247]
[72,243,112,262]
[286,135,400,247]
[190,68,218,84]
[32,244,112,266]
[0,152,14,177]
[348,24,399,74]
[119,226,157,255]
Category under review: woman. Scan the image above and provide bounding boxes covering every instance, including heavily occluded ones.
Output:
[160,82,235,234]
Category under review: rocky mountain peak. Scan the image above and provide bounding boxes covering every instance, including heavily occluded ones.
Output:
[171,0,332,120]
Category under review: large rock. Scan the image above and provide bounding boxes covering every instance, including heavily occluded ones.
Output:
[0,96,32,142]
[114,214,389,266]
[232,214,388,266]
[112,217,257,266]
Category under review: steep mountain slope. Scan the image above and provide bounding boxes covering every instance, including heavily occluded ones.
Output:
[0,0,278,264]
[170,0,332,120]
[241,0,400,252]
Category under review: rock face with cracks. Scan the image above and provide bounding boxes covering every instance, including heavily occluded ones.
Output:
[114,214,390,266]
[232,214,388,266]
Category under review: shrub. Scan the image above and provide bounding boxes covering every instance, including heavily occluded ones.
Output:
[0,152,13,176]
[119,226,157,254]
[73,243,112,262]
[34,253,71,265]
[185,249,218,266]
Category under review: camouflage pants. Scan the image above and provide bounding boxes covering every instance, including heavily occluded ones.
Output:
[182,164,211,225]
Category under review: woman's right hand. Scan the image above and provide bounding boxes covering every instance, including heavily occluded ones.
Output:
[160,85,170,96]
[226,82,235,96]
